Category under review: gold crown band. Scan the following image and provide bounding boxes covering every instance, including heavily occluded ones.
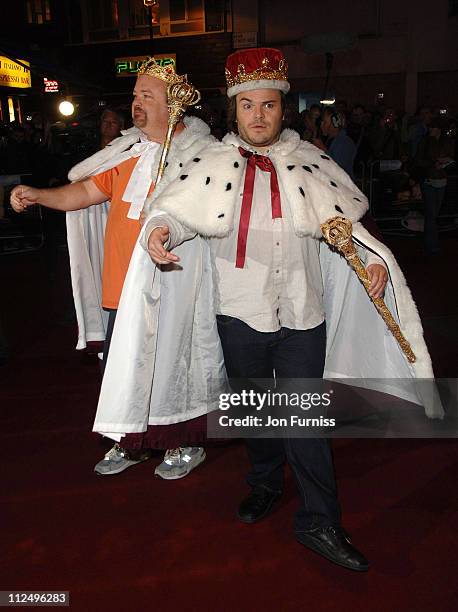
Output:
[225,57,288,88]
[137,56,186,85]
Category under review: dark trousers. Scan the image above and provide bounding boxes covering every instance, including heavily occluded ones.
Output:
[217,315,341,531]
[102,309,117,373]
[421,183,446,254]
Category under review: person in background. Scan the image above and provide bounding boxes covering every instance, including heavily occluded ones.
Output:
[369,108,401,160]
[314,107,357,179]
[409,106,432,157]
[414,117,453,255]
[347,104,372,169]
[99,108,125,149]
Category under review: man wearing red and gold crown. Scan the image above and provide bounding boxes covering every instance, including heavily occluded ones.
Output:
[94,47,440,570]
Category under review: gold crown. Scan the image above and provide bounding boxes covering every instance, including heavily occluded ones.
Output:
[137,56,186,85]
[225,57,288,89]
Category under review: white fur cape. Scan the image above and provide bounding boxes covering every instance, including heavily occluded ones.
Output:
[93,128,442,437]
[140,129,441,418]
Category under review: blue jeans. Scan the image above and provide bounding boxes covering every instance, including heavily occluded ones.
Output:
[217,316,341,531]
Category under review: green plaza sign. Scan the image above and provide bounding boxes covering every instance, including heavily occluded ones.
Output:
[115,54,176,77]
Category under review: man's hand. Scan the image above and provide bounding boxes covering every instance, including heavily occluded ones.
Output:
[147,226,180,265]
[366,263,388,298]
[10,185,41,212]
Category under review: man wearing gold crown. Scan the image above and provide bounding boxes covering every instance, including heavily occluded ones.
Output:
[115,47,438,571]
[10,57,222,479]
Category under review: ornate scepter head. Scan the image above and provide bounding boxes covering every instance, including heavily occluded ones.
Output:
[137,57,201,208]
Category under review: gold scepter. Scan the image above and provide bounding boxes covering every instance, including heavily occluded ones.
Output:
[321,216,416,363]
[154,80,201,187]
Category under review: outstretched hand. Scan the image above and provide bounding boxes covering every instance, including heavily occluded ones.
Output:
[147,226,180,265]
[10,185,40,212]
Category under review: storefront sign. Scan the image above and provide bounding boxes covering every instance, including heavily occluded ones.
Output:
[115,54,176,77]
[43,78,59,93]
[0,57,31,89]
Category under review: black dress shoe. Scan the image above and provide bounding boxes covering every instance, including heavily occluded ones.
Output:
[237,486,282,523]
[296,526,369,572]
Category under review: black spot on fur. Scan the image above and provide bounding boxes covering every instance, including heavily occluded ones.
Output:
[335,205,343,213]
[287,165,295,171]
[302,165,312,173]
[226,183,232,191]
[354,197,361,202]
[179,162,183,167]
[299,186,305,197]
[234,161,239,168]
[312,164,319,169]
[206,177,211,185]
[193,157,201,162]
[180,175,188,180]
[165,161,169,168]
[330,181,337,187]
[218,213,225,218]
[321,155,330,160]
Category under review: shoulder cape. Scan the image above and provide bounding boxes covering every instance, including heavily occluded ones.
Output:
[66,116,214,349]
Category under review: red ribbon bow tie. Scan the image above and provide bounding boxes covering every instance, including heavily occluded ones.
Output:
[236,146,282,268]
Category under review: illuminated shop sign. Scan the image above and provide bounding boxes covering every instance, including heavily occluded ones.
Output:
[0,57,31,89]
[115,54,176,77]
[43,78,59,92]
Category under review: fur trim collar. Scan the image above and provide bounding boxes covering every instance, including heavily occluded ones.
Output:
[223,128,301,156]
[68,115,211,182]
[153,132,368,238]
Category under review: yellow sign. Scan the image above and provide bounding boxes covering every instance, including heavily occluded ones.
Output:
[0,57,31,89]
[115,54,176,77]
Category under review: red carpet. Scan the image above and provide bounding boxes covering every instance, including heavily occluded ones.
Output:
[1,233,457,611]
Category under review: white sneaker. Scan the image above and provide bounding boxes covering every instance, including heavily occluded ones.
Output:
[94,444,152,475]
[154,447,206,480]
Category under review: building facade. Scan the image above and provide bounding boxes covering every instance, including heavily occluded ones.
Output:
[1,0,458,126]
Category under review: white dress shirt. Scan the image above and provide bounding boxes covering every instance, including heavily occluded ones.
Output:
[144,136,385,334]
[209,142,325,332]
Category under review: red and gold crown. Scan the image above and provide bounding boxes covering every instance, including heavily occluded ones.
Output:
[225,47,289,98]
[137,56,186,85]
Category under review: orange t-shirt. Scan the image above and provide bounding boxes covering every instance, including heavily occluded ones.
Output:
[91,157,152,309]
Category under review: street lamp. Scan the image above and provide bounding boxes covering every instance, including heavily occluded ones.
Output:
[59,100,75,117]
